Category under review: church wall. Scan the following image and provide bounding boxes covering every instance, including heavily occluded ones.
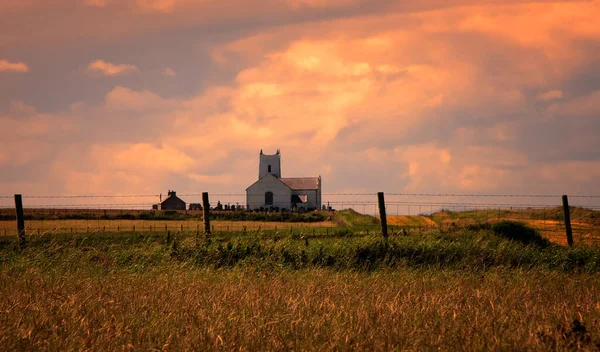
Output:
[246,175,292,210]
[291,189,319,210]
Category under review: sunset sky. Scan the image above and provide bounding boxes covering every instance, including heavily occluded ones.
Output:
[1,0,599,205]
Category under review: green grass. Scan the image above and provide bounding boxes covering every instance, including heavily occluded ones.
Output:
[334,209,380,227]
[430,206,600,224]
[3,225,600,273]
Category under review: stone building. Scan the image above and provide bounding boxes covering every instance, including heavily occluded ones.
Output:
[246,150,321,211]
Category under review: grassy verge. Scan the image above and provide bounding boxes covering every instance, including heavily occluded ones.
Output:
[2,227,600,273]
[334,209,380,227]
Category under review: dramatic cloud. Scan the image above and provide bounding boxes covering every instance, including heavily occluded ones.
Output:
[86,60,139,77]
[0,59,29,72]
[0,0,599,204]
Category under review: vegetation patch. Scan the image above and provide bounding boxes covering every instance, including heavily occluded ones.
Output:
[334,209,380,227]
[4,229,600,273]
[211,210,328,222]
[492,221,550,247]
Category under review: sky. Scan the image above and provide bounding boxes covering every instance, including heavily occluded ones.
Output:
[1,0,599,207]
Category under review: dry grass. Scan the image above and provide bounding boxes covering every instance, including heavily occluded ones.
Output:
[382,215,438,227]
[2,265,599,351]
[0,219,335,236]
[3,226,600,350]
[429,209,600,246]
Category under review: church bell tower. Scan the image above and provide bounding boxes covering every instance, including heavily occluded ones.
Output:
[259,149,281,179]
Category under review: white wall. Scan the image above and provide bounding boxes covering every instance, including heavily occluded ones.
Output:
[259,152,281,179]
[246,174,292,210]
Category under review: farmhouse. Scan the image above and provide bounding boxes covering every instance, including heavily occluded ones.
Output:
[160,190,186,210]
[246,150,322,211]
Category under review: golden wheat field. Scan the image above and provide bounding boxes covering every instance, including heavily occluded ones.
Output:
[2,265,600,350]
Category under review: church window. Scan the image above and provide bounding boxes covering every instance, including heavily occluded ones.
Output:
[268,165,272,173]
[265,191,273,206]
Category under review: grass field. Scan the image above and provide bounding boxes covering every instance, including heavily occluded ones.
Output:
[1,207,599,349]
[381,215,438,227]
[4,207,596,246]
[2,228,600,350]
[0,219,335,236]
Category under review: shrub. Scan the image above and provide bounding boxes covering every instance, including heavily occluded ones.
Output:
[492,221,550,247]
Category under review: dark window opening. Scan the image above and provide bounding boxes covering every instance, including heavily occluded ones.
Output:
[265,191,274,206]
[268,165,272,173]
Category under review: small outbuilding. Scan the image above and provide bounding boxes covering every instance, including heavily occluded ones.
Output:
[160,190,186,210]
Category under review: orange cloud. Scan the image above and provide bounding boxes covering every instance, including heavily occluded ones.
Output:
[91,143,195,172]
[104,86,181,111]
[537,90,563,102]
[136,0,177,12]
[0,59,29,72]
[86,60,139,77]
[84,0,110,7]
[162,67,176,76]
[286,0,358,9]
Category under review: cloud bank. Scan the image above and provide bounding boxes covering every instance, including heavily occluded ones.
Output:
[0,0,599,206]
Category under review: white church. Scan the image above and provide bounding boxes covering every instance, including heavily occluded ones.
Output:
[246,150,322,211]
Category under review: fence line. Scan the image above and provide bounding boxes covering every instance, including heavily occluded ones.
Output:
[2,192,600,199]
[1,201,600,211]
[1,192,598,247]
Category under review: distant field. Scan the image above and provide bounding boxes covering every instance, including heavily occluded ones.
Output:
[0,219,336,236]
[1,208,598,246]
[380,215,438,228]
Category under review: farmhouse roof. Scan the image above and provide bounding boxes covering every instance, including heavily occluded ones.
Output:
[280,177,319,190]
[161,193,185,205]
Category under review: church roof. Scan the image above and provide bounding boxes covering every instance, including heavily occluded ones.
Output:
[245,173,292,191]
[280,177,319,190]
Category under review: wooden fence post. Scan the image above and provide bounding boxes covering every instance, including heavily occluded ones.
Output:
[378,192,388,239]
[15,194,26,247]
[562,195,573,247]
[202,192,211,235]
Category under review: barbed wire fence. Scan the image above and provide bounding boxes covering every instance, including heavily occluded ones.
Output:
[0,193,598,245]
